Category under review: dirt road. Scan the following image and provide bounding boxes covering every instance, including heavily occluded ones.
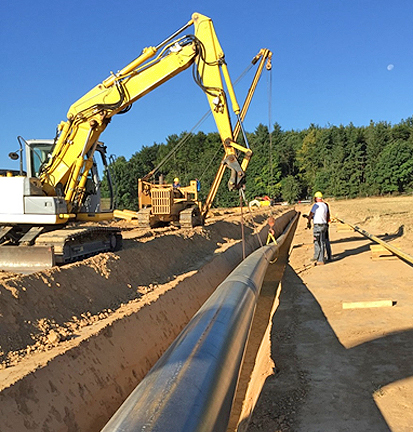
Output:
[246,197,413,431]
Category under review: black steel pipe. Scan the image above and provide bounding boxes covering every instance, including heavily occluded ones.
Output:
[101,210,298,432]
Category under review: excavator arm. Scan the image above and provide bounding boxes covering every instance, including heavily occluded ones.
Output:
[40,13,247,215]
[202,48,272,220]
[0,13,271,269]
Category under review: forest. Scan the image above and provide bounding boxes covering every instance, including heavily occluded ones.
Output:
[102,117,413,210]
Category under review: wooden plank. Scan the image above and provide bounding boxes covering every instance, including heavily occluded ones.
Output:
[113,209,138,220]
[342,300,395,309]
[121,209,140,216]
[370,244,397,260]
[336,223,354,232]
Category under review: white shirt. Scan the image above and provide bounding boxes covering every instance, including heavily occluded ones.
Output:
[311,201,329,224]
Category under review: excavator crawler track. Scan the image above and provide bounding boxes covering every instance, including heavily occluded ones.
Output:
[0,226,122,272]
[35,226,122,264]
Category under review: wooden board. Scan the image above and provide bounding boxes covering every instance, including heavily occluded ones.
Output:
[370,244,398,260]
[336,223,354,232]
[342,300,395,309]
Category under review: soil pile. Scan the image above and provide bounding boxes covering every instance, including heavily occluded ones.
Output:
[0,207,276,372]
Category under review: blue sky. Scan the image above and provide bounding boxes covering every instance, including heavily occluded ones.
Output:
[1,1,412,170]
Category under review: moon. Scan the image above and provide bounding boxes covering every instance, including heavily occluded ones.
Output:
[387,64,394,71]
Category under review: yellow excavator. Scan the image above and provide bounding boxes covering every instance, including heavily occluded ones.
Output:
[0,12,270,271]
[136,48,272,228]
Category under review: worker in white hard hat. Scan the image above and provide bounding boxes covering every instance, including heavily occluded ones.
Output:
[306,191,331,265]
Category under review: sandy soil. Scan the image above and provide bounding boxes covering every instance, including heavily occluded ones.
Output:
[0,207,272,369]
[0,205,290,432]
[1,195,412,431]
[243,195,413,432]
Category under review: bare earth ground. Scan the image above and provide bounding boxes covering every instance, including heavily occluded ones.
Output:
[245,196,413,432]
[0,207,279,370]
[1,196,412,431]
[0,206,285,431]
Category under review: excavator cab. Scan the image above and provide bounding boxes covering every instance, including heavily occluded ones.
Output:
[0,139,121,271]
[25,140,53,178]
[10,138,114,214]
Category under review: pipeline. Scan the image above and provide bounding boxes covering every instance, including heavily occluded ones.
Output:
[335,217,413,265]
[101,210,298,432]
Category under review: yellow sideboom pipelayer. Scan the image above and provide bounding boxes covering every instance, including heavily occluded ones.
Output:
[137,48,272,229]
[0,13,271,271]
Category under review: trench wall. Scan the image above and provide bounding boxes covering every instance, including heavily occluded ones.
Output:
[0,210,295,432]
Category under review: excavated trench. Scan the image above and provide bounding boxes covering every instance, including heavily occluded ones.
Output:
[0,208,295,432]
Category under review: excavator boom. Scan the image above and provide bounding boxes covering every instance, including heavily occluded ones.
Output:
[202,48,272,220]
[0,12,261,270]
[40,13,244,213]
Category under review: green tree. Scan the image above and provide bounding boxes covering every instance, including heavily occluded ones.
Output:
[102,117,413,211]
[363,121,391,195]
[245,123,281,201]
[297,126,320,193]
[281,175,300,203]
[104,156,135,210]
[375,140,413,193]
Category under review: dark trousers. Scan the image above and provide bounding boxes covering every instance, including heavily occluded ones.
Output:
[325,226,332,260]
[313,223,328,263]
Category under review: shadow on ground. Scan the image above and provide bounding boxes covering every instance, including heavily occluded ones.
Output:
[331,225,413,269]
[246,264,413,432]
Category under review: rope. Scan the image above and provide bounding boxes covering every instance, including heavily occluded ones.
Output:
[144,62,255,181]
[239,188,277,264]
[238,188,263,248]
[239,191,246,260]
[198,143,222,182]
[235,64,276,263]
[243,203,280,264]
[267,67,274,195]
[147,111,211,180]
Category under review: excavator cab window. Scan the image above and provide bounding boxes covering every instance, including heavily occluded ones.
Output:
[28,143,53,178]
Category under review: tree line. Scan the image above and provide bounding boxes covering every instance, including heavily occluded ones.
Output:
[102,117,413,209]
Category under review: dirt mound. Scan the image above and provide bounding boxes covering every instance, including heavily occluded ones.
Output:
[0,207,296,432]
[327,195,413,254]
[0,208,276,369]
